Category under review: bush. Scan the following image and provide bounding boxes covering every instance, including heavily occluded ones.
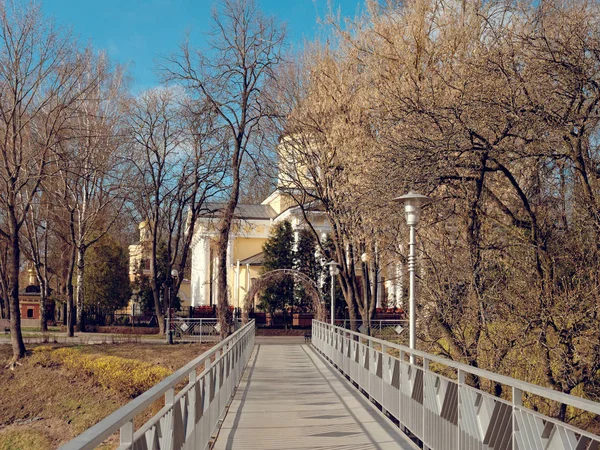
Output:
[32,347,172,398]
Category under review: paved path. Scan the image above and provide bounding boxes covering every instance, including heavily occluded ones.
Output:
[213,343,417,450]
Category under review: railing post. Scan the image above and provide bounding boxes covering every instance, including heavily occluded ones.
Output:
[165,387,175,406]
[382,342,388,415]
[120,420,134,447]
[188,370,197,445]
[423,358,430,447]
[513,386,522,449]
[457,369,465,450]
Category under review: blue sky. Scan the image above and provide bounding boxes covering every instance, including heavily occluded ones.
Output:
[41,0,365,92]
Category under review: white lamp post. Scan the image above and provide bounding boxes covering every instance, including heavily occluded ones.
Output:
[395,192,429,363]
[324,261,340,326]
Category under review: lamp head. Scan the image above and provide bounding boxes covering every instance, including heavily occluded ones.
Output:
[171,269,179,278]
[394,192,430,226]
[325,260,340,276]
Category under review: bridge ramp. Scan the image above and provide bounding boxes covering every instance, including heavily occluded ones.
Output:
[213,343,417,449]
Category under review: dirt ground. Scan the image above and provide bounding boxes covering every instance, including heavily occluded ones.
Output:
[0,342,213,450]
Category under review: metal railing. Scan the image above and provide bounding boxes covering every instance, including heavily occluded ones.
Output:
[335,319,408,342]
[167,318,242,343]
[60,320,255,450]
[312,320,600,450]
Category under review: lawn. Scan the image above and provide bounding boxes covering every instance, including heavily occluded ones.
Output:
[0,342,214,449]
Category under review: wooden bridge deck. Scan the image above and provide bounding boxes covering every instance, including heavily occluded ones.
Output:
[213,342,417,450]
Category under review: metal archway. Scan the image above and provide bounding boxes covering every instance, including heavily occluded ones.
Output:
[242,269,325,323]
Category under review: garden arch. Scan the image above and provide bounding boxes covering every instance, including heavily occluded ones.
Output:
[242,269,325,323]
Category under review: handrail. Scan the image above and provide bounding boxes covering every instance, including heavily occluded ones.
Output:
[60,320,255,450]
[319,320,600,414]
[312,320,600,449]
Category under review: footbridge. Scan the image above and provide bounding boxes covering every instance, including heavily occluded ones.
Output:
[61,320,600,450]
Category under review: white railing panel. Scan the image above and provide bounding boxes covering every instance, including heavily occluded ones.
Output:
[311,320,600,450]
[61,320,255,450]
[382,353,400,418]
[369,348,383,405]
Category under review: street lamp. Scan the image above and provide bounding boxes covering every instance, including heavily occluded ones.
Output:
[166,269,179,344]
[324,261,340,326]
[395,192,429,363]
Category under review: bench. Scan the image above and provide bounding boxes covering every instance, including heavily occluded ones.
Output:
[304,332,312,343]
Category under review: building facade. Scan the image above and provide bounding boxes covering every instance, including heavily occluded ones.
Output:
[189,189,333,308]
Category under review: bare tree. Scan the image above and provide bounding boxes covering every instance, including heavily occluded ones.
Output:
[267,43,392,333]
[22,192,52,331]
[163,0,285,337]
[48,54,128,336]
[0,1,103,360]
[127,87,223,335]
[0,238,9,320]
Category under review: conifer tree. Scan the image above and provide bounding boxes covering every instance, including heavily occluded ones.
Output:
[260,221,294,325]
[293,229,320,312]
[84,238,132,319]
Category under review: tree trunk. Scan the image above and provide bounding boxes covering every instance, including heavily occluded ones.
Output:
[75,246,85,332]
[153,287,165,335]
[39,281,48,332]
[216,220,232,339]
[149,231,165,335]
[66,244,77,337]
[8,231,26,360]
[216,161,241,339]
[0,272,8,320]
[346,292,359,332]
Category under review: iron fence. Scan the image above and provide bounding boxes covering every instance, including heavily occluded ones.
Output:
[312,320,600,450]
[60,320,255,450]
[335,318,409,343]
[167,318,242,343]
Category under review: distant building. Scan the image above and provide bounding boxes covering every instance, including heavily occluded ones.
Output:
[189,136,403,309]
[18,269,54,327]
[127,222,192,315]
[190,189,332,308]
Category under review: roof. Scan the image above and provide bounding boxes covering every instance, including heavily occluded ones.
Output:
[20,284,41,295]
[201,203,277,220]
[239,252,265,266]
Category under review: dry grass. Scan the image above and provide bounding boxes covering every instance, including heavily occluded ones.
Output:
[0,342,213,449]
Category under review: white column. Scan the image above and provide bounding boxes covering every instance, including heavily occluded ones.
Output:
[234,260,240,308]
[386,264,395,307]
[212,251,219,305]
[203,240,210,305]
[292,218,299,252]
[191,236,211,307]
[376,267,383,308]
[227,238,234,267]
[246,263,251,308]
[318,231,328,288]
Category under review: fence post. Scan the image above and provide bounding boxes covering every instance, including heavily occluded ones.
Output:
[423,357,430,447]
[165,316,170,344]
[512,386,522,449]
[457,369,465,450]
[120,420,134,447]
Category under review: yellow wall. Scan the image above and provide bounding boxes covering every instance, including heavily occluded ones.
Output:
[237,265,262,309]
[234,237,267,261]
[178,281,192,308]
[264,191,295,215]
